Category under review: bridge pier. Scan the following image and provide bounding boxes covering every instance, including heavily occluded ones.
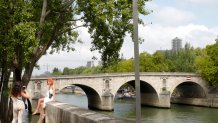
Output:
[158,91,170,108]
[88,92,114,111]
[141,91,170,108]
[101,92,114,111]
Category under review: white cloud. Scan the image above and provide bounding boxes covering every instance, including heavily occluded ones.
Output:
[155,6,195,26]
[33,23,217,75]
[145,1,195,26]
[120,34,134,59]
[146,1,196,26]
[185,0,218,5]
[136,24,217,55]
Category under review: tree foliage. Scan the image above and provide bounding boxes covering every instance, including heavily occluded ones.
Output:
[163,43,196,72]
[195,38,218,86]
[55,44,197,74]
[105,59,134,72]
[77,0,149,67]
[52,67,62,75]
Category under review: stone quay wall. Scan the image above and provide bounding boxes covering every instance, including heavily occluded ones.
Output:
[46,102,133,123]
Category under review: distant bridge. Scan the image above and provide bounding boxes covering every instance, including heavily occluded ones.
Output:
[26,72,208,110]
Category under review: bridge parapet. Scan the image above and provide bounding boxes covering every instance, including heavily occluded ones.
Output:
[31,72,201,79]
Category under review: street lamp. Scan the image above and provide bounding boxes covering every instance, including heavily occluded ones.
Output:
[133,0,141,122]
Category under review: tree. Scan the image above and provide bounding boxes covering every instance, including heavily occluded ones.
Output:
[163,43,196,72]
[195,38,218,87]
[0,0,32,121]
[151,52,170,72]
[106,59,134,72]
[52,67,62,75]
[63,67,71,75]
[177,43,196,72]
[0,0,150,121]
[139,52,155,72]
[77,0,149,67]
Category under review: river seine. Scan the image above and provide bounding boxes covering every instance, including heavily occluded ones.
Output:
[28,93,218,123]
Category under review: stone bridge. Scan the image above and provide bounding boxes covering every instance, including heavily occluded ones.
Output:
[27,72,208,111]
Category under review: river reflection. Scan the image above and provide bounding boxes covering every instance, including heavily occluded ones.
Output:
[29,93,218,123]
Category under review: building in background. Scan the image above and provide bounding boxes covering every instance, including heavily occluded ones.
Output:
[86,61,94,67]
[172,37,182,52]
[98,61,102,66]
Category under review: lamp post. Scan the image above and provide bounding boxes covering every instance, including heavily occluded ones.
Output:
[133,0,141,122]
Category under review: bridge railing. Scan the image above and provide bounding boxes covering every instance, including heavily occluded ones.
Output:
[31,72,200,79]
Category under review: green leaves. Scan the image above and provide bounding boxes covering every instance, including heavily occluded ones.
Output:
[77,0,150,67]
[0,0,36,66]
[195,39,218,87]
[10,22,37,63]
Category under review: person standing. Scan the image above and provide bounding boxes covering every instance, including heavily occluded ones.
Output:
[32,78,55,115]
[11,82,30,123]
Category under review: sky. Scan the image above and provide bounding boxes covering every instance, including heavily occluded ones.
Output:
[33,0,218,75]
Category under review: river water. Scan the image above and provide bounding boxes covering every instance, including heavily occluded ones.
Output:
[29,93,218,123]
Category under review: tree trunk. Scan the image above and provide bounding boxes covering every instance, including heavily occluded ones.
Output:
[0,49,12,123]
[0,69,11,123]
[21,58,37,114]
[0,66,3,100]
[0,54,5,97]
[22,58,37,86]
[14,68,22,81]
[1,95,10,123]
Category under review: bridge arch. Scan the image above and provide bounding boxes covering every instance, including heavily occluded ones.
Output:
[114,80,159,107]
[139,80,160,107]
[171,81,207,98]
[59,84,102,110]
[59,84,75,91]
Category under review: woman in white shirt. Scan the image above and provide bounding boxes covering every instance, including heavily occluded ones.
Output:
[32,78,55,116]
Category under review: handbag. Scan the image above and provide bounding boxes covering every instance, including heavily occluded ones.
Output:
[49,92,53,99]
